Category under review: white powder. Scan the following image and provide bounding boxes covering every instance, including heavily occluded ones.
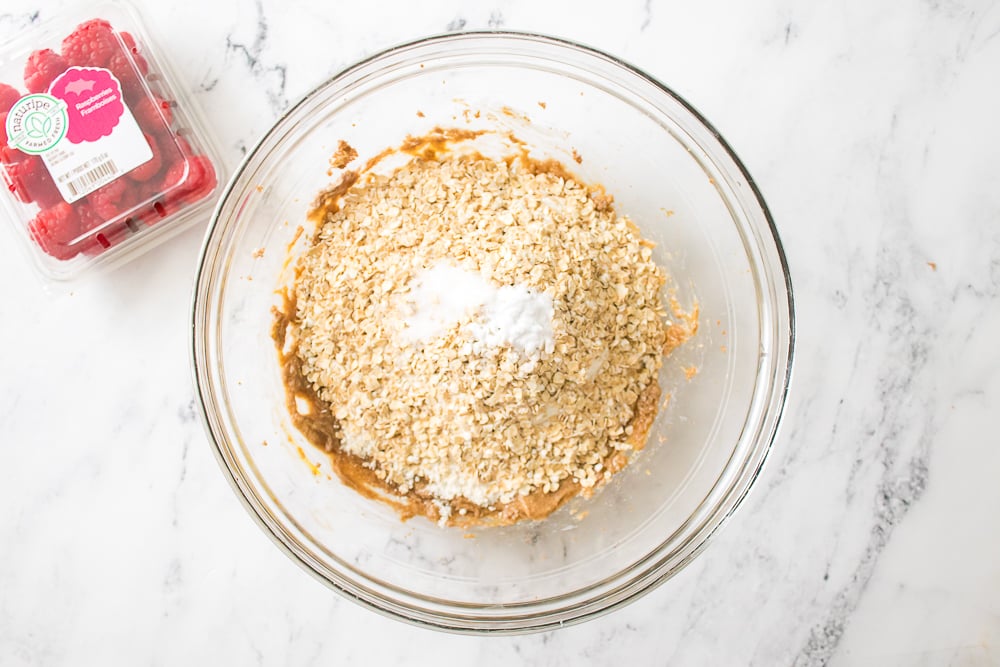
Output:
[398,263,555,357]
[396,264,491,342]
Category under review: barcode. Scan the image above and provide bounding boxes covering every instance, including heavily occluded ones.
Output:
[66,159,119,198]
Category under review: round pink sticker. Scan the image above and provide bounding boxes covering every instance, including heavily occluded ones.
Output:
[49,67,125,144]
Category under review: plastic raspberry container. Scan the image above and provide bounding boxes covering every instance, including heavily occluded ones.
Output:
[0,1,223,283]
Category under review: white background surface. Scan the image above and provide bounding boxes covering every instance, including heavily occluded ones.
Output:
[2,1,999,664]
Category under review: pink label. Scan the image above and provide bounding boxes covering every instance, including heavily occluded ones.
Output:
[49,67,124,144]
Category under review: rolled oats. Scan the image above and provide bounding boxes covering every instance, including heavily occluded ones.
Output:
[285,148,694,525]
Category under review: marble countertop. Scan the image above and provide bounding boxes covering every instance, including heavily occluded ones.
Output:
[2,0,998,664]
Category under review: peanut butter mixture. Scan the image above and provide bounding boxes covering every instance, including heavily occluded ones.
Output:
[275,130,695,527]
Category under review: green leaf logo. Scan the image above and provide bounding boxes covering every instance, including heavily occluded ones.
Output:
[7,94,68,154]
[26,113,47,139]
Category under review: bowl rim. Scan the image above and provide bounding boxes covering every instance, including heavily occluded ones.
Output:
[191,29,795,634]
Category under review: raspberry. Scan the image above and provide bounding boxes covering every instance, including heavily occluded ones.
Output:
[119,32,149,75]
[182,155,217,202]
[159,148,203,192]
[61,19,118,67]
[87,194,122,220]
[28,202,80,260]
[157,132,182,162]
[160,154,216,205]
[128,133,162,181]
[120,31,137,53]
[85,178,132,219]
[159,156,187,192]
[0,83,20,111]
[76,201,104,232]
[132,52,149,76]
[3,157,63,208]
[107,49,146,102]
[133,95,173,133]
[1,112,30,164]
[23,49,68,94]
[157,136,196,187]
[93,176,127,202]
[140,153,213,225]
[76,202,131,255]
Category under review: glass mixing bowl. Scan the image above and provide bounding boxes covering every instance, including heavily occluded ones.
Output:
[192,32,794,633]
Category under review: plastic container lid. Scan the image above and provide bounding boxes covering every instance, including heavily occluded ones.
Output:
[0,0,223,283]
